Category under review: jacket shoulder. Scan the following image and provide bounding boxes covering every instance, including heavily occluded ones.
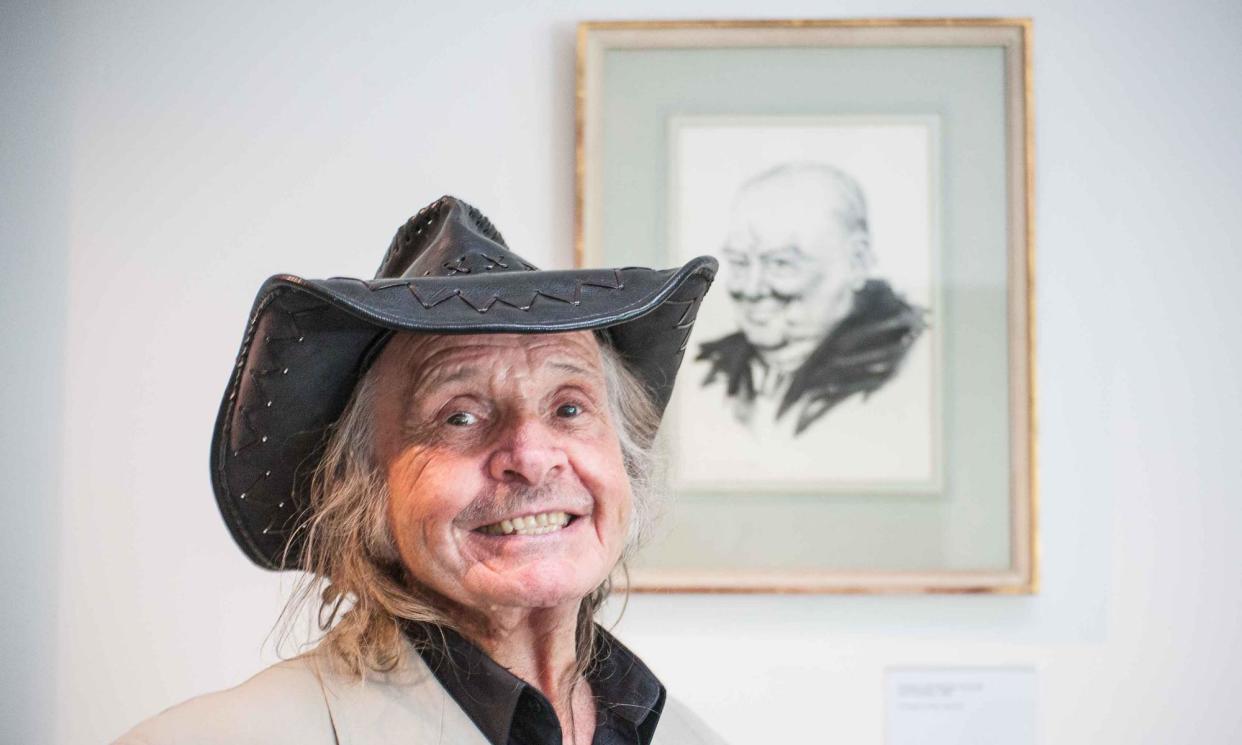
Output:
[112,656,336,745]
[654,696,731,745]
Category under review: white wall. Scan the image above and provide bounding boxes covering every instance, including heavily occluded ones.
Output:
[2,0,1240,742]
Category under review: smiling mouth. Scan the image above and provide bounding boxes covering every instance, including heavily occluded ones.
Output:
[475,511,577,537]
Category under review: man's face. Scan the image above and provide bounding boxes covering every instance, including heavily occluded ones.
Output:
[370,331,631,614]
[722,179,866,351]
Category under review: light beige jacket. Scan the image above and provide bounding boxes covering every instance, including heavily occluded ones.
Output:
[114,639,728,745]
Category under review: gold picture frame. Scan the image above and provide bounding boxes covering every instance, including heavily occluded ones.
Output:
[576,19,1036,594]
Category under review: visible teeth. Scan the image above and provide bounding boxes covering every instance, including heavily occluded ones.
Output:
[480,511,571,536]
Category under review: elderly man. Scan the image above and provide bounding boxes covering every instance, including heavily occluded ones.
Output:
[696,162,926,436]
[116,197,724,745]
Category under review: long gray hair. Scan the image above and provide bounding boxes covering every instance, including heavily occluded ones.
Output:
[277,331,665,683]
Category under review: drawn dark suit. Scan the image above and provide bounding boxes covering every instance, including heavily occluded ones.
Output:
[696,279,926,436]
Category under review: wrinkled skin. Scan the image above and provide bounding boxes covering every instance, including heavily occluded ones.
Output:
[370,330,632,620]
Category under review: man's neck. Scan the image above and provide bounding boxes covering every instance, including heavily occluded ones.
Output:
[465,604,578,691]
[454,602,596,743]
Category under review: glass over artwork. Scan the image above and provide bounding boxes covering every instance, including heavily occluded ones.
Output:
[577,19,1035,592]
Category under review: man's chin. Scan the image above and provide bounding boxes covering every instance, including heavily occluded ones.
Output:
[740,327,788,351]
[472,570,599,610]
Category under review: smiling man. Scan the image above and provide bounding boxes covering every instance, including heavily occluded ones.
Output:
[115,197,723,745]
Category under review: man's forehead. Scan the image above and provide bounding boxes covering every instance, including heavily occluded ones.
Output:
[727,184,848,254]
[387,331,604,378]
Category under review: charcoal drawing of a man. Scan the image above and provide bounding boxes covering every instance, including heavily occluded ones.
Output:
[696,162,927,436]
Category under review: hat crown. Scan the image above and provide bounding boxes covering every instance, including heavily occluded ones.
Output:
[375,196,538,280]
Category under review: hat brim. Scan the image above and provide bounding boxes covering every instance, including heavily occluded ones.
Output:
[210,256,717,570]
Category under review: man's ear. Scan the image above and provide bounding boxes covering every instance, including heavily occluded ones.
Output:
[848,233,875,287]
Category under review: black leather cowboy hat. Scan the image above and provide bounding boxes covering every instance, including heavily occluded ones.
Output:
[211,196,718,570]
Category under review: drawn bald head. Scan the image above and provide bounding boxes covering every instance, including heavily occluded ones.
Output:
[721,163,875,352]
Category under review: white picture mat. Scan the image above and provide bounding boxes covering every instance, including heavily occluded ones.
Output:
[667,115,943,494]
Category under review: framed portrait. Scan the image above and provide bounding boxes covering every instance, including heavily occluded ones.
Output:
[576,19,1036,593]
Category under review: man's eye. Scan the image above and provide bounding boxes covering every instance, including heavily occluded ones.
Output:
[445,412,478,426]
[555,403,582,418]
[764,253,798,270]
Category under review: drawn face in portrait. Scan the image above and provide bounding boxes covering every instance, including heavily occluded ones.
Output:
[697,162,927,437]
[721,166,872,359]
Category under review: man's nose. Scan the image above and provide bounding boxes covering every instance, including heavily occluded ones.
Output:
[733,262,770,300]
[486,413,569,487]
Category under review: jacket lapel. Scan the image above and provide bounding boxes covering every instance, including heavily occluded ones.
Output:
[311,641,493,745]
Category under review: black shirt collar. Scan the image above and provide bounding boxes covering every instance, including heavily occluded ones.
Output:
[405,621,666,745]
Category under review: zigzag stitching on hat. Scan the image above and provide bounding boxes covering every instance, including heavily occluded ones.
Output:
[240,366,286,435]
[231,404,267,455]
[260,499,301,536]
[226,302,330,535]
[662,283,709,354]
[408,270,625,312]
[236,468,273,504]
[262,516,294,537]
[441,252,516,276]
[229,380,287,527]
[667,299,699,331]
[242,301,327,417]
